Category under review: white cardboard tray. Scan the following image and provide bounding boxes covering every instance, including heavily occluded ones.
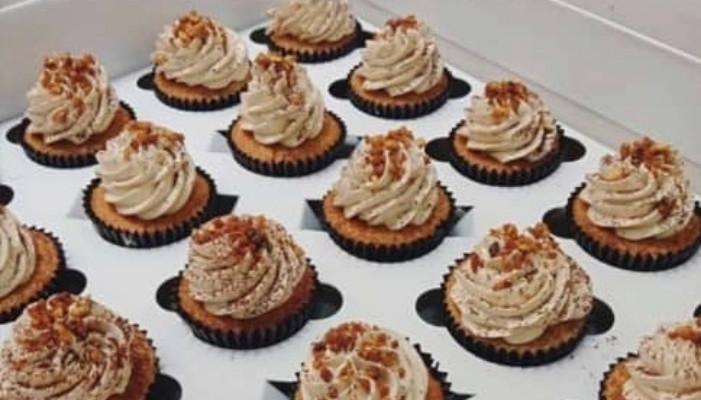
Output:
[0,21,699,400]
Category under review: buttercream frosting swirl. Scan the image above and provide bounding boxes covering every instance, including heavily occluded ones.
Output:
[0,207,36,299]
[332,127,439,231]
[184,215,307,319]
[267,0,356,43]
[0,293,134,399]
[26,53,119,145]
[579,137,695,240]
[96,121,196,221]
[357,15,444,97]
[239,53,324,148]
[448,223,593,344]
[152,11,250,90]
[457,81,558,163]
[623,319,701,400]
[298,322,429,400]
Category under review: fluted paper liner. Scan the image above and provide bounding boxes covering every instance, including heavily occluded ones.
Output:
[82,168,219,248]
[152,73,246,111]
[566,184,701,271]
[265,21,364,63]
[598,354,636,400]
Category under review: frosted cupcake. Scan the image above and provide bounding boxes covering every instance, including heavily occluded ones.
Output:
[175,215,317,349]
[569,137,700,271]
[151,11,251,110]
[0,293,157,399]
[444,223,594,366]
[451,81,562,185]
[0,206,66,323]
[21,53,134,168]
[348,15,450,119]
[228,53,346,176]
[83,121,216,248]
[600,318,701,400]
[266,0,360,62]
[321,127,455,262]
[294,322,452,400]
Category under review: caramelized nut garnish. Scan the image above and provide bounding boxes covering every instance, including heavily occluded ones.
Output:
[667,324,701,345]
[484,81,529,117]
[619,137,678,175]
[364,127,419,181]
[386,15,419,31]
[124,121,185,156]
[191,215,269,259]
[173,11,215,44]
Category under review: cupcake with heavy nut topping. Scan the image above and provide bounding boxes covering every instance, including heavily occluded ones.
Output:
[266,0,360,63]
[444,223,594,366]
[294,322,452,400]
[83,120,217,248]
[0,293,157,399]
[228,52,346,176]
[21,53,134,168]
[321,127,455,262]
[0,206,66,323]
[450,80,563,185]
[151,11,251,110]
[600,318,701,400]
[175,214,317,349]
[348,15,450,119]
[569,137,700,271]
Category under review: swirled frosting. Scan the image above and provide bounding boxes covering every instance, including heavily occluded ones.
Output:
[448,223,593,344]
[26,53,119,145]
[298,322,429,400]
[184,215,307,319]
[623,319,701,400]
[239,53,324,148]
[579,137,695,240]
[457,81,558,163]
[152,11,250,90]
[357,15,444,97]
[332,127,439,231]
[95,121,196,221]
[0,293,135,399]
[267,0,356,43]
[0,207,36,299]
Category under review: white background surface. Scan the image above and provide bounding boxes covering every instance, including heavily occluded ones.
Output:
[0,19,699,400]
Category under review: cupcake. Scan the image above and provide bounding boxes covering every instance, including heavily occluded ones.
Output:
[228,52,346,176]
[450,81,562,185]
[266,0,360,63]
[83,121,216,248]
[348,15,450,119]
[294,322,451,400]
[569,137,701,271]
[0,293,158,399]
[600,318,700,400]
[21,53,134,168]
[151,11,252,110]
[0,206,65,323]
[175,215,317,349]
[443,223,594,366]
[322,127,455,262]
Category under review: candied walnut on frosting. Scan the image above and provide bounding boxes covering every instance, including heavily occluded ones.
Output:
[478,223,561,273]
[171,11,219,46]
[122,121,184,155]
[191,215,269,256]
[364,127,425,181]
[254,52,299,88]
[386,14,420,31]
[483,81,529,122]
[40,53,98,96]
[667,321,701,345]
[619,136,680,175]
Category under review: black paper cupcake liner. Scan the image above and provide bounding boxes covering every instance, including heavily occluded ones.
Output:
[566,184,701,271]
[440,265,587,366]
[165,264,318,349]
[152,72,247,111]
[0,227,67,324]
[267,21,364,63]
[347,64,453,119]
[227,111,347,177]
[82,167,218,248]
[18,101,136,169]
[320,184,457,262]
[598,354,636,400]
[448,121,564,186]
[283,343,463,400]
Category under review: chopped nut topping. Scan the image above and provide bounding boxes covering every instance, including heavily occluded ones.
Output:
[386,15,419,31]
[37,53,99,105]
[484,81,529,121]
[475,223,561,272]
[619,137,679,175]
[173,11,216,44]
[192,215,269,259]
[364,127,420,181]
[123,121,184,157]
[667,324,701,345]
